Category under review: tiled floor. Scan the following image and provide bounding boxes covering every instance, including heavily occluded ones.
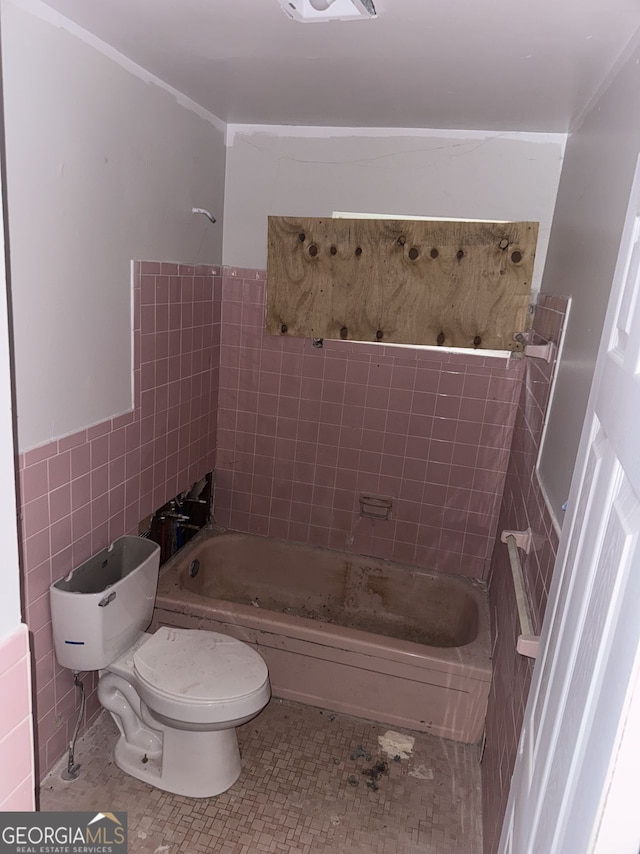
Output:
[40,700,483,854]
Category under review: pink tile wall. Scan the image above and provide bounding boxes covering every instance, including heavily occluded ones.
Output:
[19,261,221,780]
[214,269,524,580]
[20,258,554,794]
[0,624,35,810]
[481,294,568,854]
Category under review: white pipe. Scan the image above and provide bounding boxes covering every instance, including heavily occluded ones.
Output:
[192,207,216,224]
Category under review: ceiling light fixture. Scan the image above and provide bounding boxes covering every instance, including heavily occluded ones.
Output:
[276,0,376,23]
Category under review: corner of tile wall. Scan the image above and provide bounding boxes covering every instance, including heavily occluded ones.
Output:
[19,261,222,780]
[481,293,568,854]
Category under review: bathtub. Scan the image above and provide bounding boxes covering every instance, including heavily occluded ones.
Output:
[153,529,491,743]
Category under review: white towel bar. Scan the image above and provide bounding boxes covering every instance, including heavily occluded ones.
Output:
[500,529,540,659]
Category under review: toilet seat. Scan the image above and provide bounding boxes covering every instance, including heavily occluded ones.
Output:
[132,626,270,725]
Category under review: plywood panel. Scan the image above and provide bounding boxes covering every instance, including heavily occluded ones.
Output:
[266,217,538,350]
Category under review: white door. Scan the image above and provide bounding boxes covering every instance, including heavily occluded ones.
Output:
[499,156,640,854]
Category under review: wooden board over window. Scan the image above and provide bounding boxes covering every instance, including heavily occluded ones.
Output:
[266,217,538,350]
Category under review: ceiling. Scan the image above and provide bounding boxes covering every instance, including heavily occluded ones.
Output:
[41,0,640,133]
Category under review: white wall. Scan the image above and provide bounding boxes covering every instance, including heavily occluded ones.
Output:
[538,34,640,521]
[1,0,226,452]
[0,312,20,637]
[0,131,21,637]
[0,120,34,811]
[223,125,566,288]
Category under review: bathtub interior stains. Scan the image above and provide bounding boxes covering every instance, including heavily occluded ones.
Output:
[365,572,390,605]
[177,531,483,648]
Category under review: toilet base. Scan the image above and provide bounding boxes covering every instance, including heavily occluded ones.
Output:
[111,718,242,798]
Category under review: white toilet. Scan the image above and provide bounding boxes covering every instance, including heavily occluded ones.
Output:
[50,536,270,798]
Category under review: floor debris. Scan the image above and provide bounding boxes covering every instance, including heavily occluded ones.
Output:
[362,760,389,791]
[409,763,435,780]
[41,700,483,853]
[378,730,415,760]
[350,744,372,761]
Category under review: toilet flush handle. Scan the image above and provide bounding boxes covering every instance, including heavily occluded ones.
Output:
[98,591,117,607]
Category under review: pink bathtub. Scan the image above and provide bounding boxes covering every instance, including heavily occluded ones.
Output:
[153,529,491,743]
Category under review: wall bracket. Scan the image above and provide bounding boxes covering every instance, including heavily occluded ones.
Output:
[500,528,534,554]
[513,331,555,363]
[524,342,555,362]
[516,635,540,658]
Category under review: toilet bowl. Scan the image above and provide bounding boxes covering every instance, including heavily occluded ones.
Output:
[50,536,271,798]
[99,628,270,797]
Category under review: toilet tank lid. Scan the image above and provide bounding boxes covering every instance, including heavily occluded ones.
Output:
[133,627,268,703]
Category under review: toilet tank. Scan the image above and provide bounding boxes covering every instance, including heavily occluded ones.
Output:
[50,536,161,671]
